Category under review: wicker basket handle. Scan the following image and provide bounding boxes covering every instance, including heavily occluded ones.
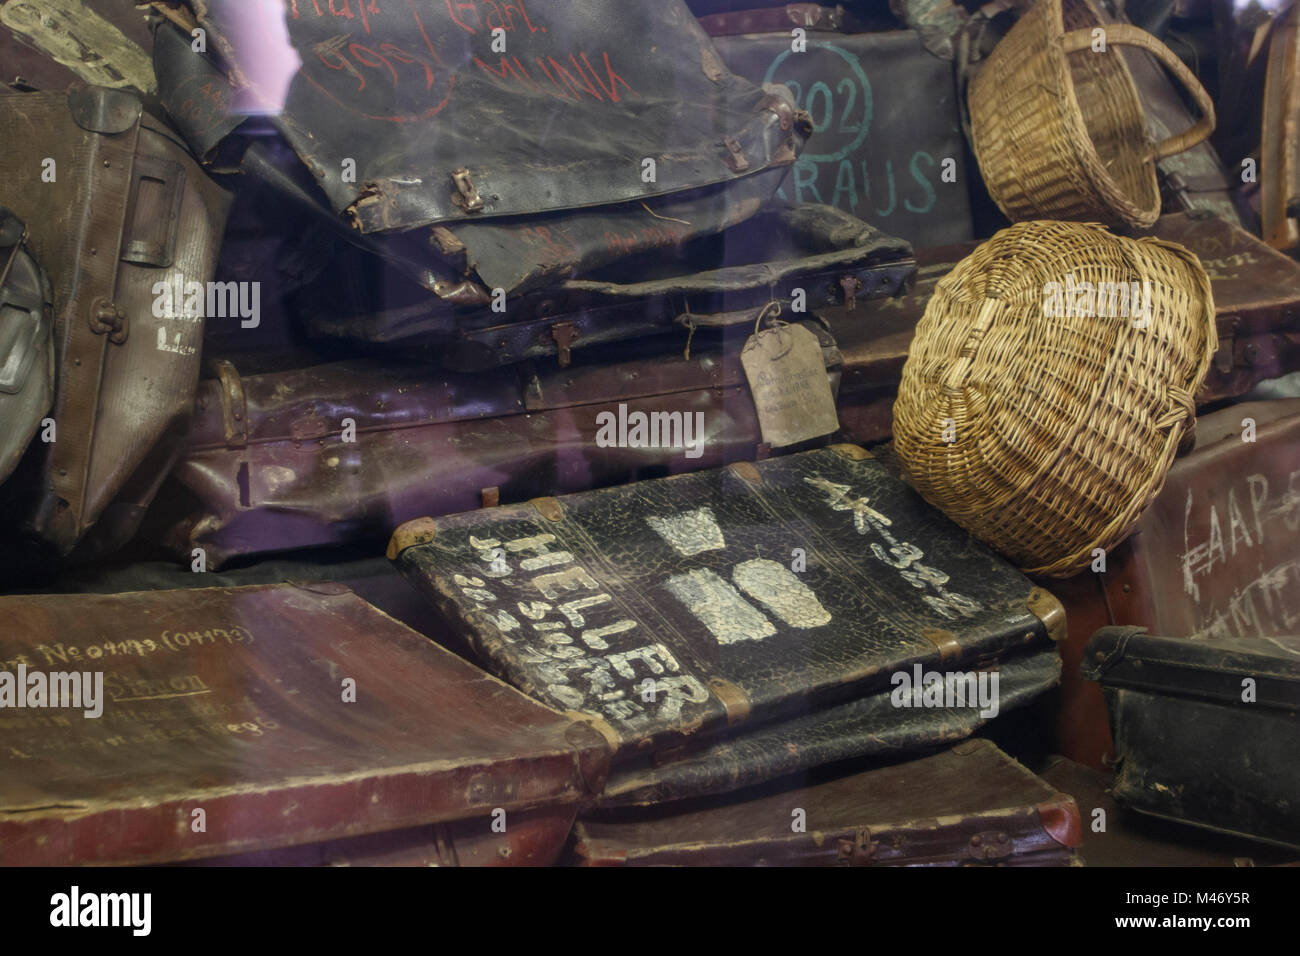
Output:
[1061,23,1215,162]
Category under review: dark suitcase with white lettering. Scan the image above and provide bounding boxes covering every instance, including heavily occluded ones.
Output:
[700,20,977,247]
[1053,398,1300,768]
[1083,626,1300,851]
[154,318,843,568]
[389,443,1063,802]
[0,583,610,865]
[0,86,230,561]
[573,739,1081,866]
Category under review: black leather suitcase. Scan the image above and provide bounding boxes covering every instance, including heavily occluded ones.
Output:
[1084,626,1300,851]
[390,443,1064,802]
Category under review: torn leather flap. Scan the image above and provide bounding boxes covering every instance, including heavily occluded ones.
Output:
[180,0,811,233]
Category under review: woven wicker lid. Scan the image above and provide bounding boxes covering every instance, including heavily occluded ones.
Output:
[893,220,1216,576]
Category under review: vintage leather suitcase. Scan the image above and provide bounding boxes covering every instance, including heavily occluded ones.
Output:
[389,443,1064,785]
[573,739,1082,866]
[0,86,230,558]
[156,319,844,568]
[149,0,819,300]
[1083,626,1300,851]
[702,23,977,247]
[295,202,913,371]
[0,583,610,865]
[833,211,1300,445]
[1052,398,1300,768]
[0,208,54,486]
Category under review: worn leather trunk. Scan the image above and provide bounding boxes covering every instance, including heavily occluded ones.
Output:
[0,583,610,866]
[573,739,1082,866]
[703,26,976,247]
[1083,626,1300,851]
[157,320,843,568]
[294,202,914,371]
[1052,398,1300,768]
[833,212,1300,445]
[0,87,230,558]
[389,443,1063,796]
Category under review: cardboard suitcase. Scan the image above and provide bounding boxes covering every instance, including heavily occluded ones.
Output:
[574,739,1082,866]
[157,319,844,568]
[832,212,1300,445]
[0,86,230,560]
[0,584,610,865]
[1084,626,1300,851]
[389,443,1064,801]
[1052,398,1300,767]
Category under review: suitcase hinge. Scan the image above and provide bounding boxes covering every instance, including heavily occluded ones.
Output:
[836,828,879,865]
[967,831,1014,862]
[722,136,750,173]
[1025,587,1066,644]
[88,297,128,344]
[450,168,485,213]
[550,321,578,368]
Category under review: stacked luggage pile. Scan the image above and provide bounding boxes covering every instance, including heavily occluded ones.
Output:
[0,0,1297,866]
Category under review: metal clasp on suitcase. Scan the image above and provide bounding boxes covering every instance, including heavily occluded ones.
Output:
[836,828,879,865]
[967,831,1015,862]
[121,154,187,268]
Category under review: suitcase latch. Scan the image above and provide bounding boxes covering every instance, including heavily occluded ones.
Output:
[550,321,578,368]
[88,297,128,344]
[722,136,750,173]
[968,831,1014,862]
[450,168,485,213]
[836,828,878,865]
[839,275,863,311]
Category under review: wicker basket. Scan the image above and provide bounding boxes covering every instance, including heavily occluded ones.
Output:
[892,220,1217,577]
[968,0,1215,230]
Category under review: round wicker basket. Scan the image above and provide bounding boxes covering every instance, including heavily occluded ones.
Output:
[892,220,1217,577]
[968,0,1215,231]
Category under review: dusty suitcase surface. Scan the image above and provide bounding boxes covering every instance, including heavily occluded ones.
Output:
[161,0,808,232]
[0,87,230,557]
[389,444,1062,760]
[707,29,974,246]
[574,739,1081,866]
[1084,627,1300,851]
[0,584,610,865]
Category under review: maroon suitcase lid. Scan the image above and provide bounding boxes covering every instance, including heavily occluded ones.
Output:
[0,583,610,865]
[1099,397,1300,641]
[573,738,1081,866]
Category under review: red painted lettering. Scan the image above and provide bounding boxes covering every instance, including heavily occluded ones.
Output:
[548,56,602,100]
[446,0,481,34]
[581,51,637,102]
[330,0,354,18]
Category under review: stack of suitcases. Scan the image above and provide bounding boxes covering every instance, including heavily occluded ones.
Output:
[0,0,1297,869]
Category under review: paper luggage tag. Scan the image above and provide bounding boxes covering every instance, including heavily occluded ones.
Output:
[740,313,839,448]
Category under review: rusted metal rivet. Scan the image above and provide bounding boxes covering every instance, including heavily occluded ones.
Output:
[1095,651,1105,662]
[102,160,110,167]
[971,835,982,846]
[89,247,97,255]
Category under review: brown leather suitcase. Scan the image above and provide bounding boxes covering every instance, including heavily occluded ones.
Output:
[0,86,230,560]
[0,583,610,866]
[1052,398,1300,768]
[833,211,1300,445]
[573,739,1081,866]
[155,320,844,568]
